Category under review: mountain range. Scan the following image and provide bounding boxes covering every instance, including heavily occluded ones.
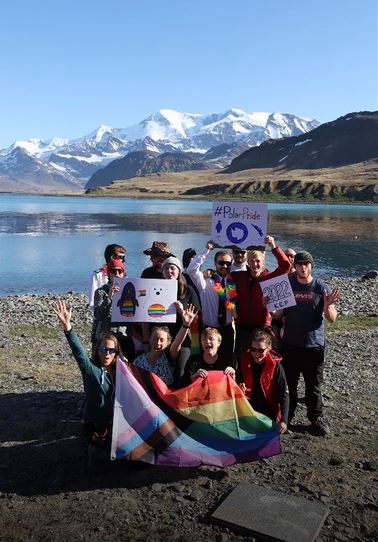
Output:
[226,111,378,172]
[0,108,320,193]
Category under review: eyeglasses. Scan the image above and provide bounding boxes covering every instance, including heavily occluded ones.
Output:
[233,250,246,255]
[99,346,117,354]
[112,254,125,262]
[109,268,123,275]
[216,260,232,267]
[250,346,267,354]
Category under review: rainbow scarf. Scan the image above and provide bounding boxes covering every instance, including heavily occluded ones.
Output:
[111,362,281,467]
[211,273,237,311]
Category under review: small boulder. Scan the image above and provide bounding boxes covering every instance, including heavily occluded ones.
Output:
[361,270,378,280]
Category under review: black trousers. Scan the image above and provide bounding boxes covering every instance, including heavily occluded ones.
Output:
[218,323,236,368]
[281,343,325,423]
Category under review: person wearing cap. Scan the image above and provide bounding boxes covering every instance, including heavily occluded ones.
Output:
[93,258,135,361]
[231,248,248,272]
[187,241,236,363]
[273,250,340,436]
[88,243,126,312]
[231,235,291,368]
[142,256,201,379]
[141,241,173,279]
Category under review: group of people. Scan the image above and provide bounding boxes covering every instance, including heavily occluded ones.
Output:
[54,236,340,460]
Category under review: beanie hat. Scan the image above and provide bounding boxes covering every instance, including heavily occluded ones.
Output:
[163,256,182,272]
[294,251,314,266]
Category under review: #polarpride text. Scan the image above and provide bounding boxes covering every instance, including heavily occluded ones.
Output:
[214,205,261,220]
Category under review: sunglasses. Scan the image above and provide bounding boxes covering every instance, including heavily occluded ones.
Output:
[109,268,124,275]
[111,254,125,262]
[250,346,267,354]
[99,346,117,354]
[217,260,232,267]
[233,250,246,255]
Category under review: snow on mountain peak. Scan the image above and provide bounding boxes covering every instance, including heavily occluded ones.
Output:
[0,107,321,186]
[82,124,114,143]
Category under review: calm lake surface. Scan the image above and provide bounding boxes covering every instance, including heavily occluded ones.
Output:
[0,194,377,297]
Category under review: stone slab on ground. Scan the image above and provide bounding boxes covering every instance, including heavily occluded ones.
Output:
[211,482,329,542]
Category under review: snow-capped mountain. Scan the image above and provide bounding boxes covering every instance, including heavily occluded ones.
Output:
[0,108,320,192]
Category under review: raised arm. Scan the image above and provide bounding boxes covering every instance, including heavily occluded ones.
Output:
[187,242,214,291]
[170,304,198,360]
[264,235,291,278]
[54,300,92,373]
[54,299,72,332]
[323,287,340,323]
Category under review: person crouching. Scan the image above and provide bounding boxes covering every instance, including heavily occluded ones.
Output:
[238,327,289,434]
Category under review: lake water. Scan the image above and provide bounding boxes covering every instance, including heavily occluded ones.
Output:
[0,194,377,297]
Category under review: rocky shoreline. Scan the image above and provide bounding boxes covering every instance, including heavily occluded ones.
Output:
[0,277,377,541]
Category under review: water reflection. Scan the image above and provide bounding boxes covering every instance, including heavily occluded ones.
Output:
[1,196,377,296]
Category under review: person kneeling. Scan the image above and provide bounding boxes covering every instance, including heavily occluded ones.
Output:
[180,327,235,386]
[238,327,289,434]
[54,300,124,469]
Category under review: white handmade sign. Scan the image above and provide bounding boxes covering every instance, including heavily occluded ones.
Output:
[211,202,268,248]
[259,274,296,312]
[111,278,178,323]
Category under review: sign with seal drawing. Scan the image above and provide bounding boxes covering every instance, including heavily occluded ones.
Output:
[211,202,268,248]
[111,278,178,323]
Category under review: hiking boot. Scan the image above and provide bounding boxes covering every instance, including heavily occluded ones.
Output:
[311,417,330,436]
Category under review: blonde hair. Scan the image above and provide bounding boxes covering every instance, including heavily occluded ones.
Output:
[247,249,265,261]
[200,327,222,343]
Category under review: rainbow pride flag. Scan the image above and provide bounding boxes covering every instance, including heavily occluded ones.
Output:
[111,361,281,467]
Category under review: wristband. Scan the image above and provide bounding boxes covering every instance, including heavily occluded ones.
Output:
[182,324,190,329]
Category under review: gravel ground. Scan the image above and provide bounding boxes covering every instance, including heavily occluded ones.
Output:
[0,278,377,542]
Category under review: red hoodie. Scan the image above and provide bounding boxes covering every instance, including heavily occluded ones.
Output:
[239,349,282,422]
[232,246,290,328]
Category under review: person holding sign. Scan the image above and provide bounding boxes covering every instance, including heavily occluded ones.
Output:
[238,327,289,434]
[232,235,290,366]
[93,259,135,361]
[273,251,340,436]
[187,242,236,364]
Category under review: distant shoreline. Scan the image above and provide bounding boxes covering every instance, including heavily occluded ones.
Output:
[1,190,376,205]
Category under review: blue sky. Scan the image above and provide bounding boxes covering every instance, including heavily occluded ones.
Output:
[0,0,376,148]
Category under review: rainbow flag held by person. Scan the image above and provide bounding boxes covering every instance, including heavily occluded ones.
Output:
[111,361,281,467]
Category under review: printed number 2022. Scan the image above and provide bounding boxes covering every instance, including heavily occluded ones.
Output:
[262,280,291,302]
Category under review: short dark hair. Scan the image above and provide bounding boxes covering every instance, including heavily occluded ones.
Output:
[214,250,231,264]
[104,244,126,262]
[250,326,274,348]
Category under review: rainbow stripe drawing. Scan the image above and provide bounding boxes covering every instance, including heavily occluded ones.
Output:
[111,361,281,467]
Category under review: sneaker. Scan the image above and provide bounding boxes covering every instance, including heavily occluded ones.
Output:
[311,417,330,436]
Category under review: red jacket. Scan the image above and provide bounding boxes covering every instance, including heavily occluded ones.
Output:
[239,349,282,421]
[232,247,290,327]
